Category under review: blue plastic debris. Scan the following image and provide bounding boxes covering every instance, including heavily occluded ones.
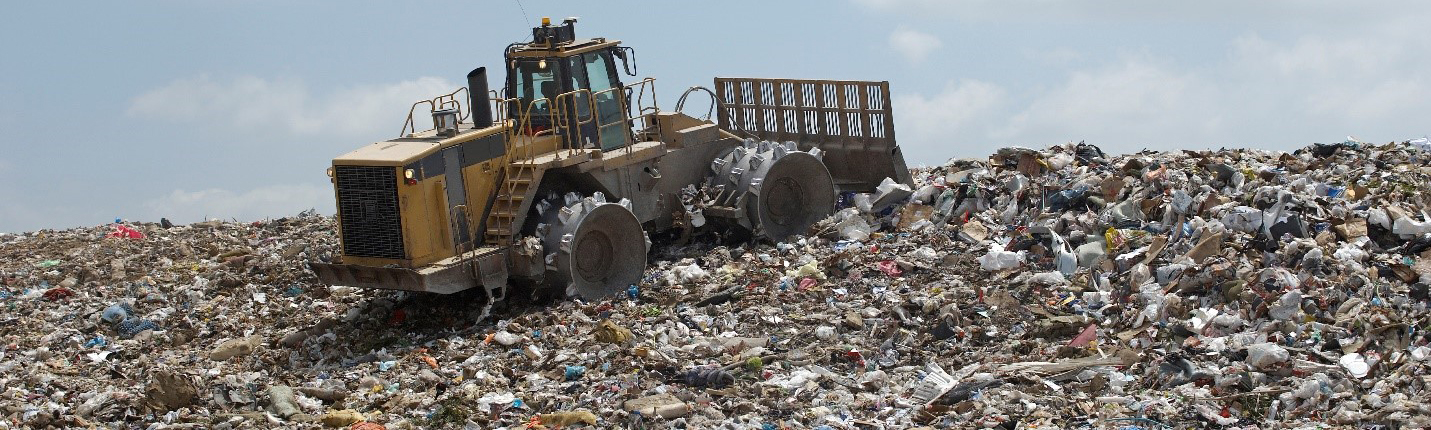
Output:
[115,319,159,338]
[84,336,107,348]
[565,365,586,381]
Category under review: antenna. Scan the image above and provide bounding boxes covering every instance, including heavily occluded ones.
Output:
[513,0,532,27]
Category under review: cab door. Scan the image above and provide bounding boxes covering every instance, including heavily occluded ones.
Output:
[583,50,631,150]
[564,50,630,151]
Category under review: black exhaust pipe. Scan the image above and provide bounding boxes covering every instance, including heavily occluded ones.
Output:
[467,67,493,129]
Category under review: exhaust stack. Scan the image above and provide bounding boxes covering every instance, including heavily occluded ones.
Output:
[467,67,493,129]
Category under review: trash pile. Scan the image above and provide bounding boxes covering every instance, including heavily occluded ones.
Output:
[2,139,1430,428]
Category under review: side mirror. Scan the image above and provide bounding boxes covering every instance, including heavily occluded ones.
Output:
[613,47,637,76]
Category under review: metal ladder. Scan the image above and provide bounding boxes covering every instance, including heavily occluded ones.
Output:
[483,97,548,246]
[483,164,544,245]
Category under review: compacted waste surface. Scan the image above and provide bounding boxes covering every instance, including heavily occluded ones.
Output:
[2,139,1429,429]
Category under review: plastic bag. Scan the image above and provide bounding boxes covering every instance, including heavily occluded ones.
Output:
[911,184,939,204]
[1367,208,1391,229]
[977,245,1024,271]
[664,263,709,285]
[1029,271,1068,285]
[911,246,939,261]
[1048,187,1089,212]
[852,193,874,214]
[1391,212,1431,237]
[836,216,872,241]
[1046,152,1075,170]
[1408,136,1430,152]
[1075,241,1107,268]
[1245,343,1290,369]
[1220,206,1264,233]
[1171,190,1195,215]
[1268,290,1302,321]
[1050,232,1077,276]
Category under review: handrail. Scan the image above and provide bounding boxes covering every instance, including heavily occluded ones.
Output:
[483,77,661,244]
[621,78,661,156]
[400,86,471,137]
[552,88,599,155]
[485,94,551,244]
[676,86,718,121]
[399,100,436,137]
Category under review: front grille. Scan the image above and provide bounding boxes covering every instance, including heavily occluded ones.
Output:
[335,165,405,259]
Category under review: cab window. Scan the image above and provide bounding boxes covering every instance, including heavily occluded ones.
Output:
[585,51,616,92]
[510,59,558,117]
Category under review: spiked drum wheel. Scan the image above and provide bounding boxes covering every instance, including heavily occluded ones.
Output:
[751,151,836,240]
[540,193,648,299]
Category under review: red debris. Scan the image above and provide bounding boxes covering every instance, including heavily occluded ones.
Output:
[798,277,818,290]
[387,308,407,325]
[42,287,74,301]
[106,225,145,239]
[876,260,902,277]
[1068,323,1098,347]
[350,422,386,430]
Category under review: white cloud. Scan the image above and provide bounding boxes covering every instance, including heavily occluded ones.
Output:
[143,183,332,225]
[885,16,1431,162]
[1228,33,1431,123]
[892,79,1007,163]
[995,57,1225,154]
[1022,47,1082,67]
[127,75,458,137]
[888,26,942,64]
[852,0,1431,24]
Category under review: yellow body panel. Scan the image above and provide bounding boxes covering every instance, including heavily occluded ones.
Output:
[332,123,511,268]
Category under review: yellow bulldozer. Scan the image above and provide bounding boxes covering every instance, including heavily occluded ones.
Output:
[309,17,910,312]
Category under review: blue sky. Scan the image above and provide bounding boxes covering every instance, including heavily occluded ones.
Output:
[2,1,1428,232]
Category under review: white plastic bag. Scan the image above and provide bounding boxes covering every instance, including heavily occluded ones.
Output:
[911,184,939,204]
[1410,136,1430,152]
[837,217,871,241]
[911,246,939,261]
[977,245,1024,271]
[1050,232,1078,276]
[1220,206,1263,233]
[1367,208,1391,229]
[1391,212,1431,237]
[1268,290,1302,321]
[1245,343,1290,369]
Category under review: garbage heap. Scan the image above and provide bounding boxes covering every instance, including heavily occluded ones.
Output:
[1,139,1430,429]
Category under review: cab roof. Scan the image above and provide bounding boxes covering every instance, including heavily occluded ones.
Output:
[507,38,621,59]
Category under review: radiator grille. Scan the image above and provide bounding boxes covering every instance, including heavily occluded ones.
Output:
[335,165,405,259]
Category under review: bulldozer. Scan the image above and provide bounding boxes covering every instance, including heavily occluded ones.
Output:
[309,17,910,313]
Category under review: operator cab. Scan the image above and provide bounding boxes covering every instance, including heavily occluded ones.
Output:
[505,17,636,151]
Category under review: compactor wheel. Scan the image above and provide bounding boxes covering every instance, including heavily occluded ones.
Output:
[751,151,836,240]
[540,192,648,299]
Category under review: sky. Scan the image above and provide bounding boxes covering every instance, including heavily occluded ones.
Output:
[2,0,1428,232]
